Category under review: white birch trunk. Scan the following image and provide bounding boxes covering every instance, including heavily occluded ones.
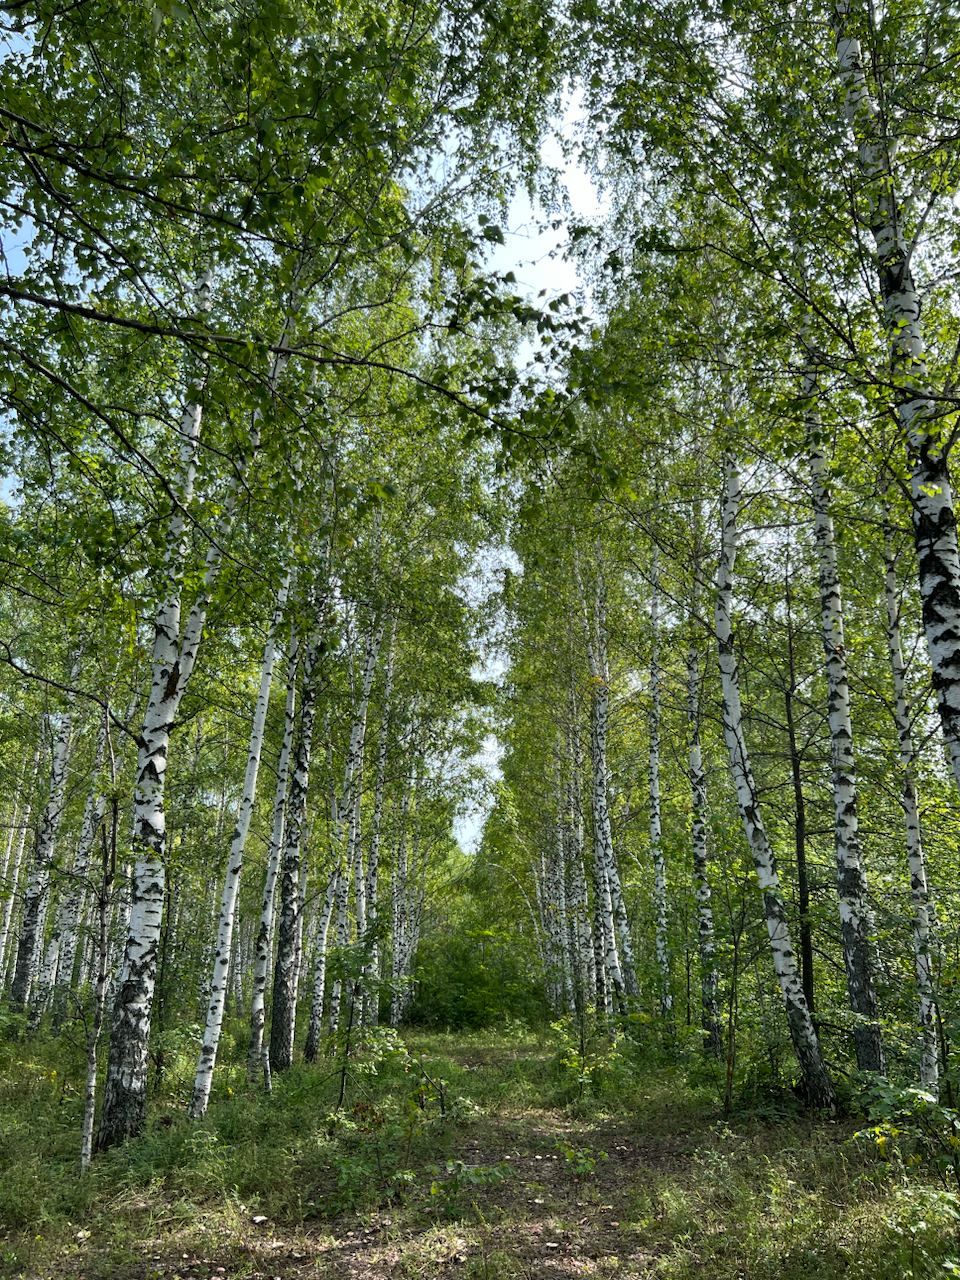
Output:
[389,779,412,1027]
[716,457,835,1110]
[566,696,596,1009]
[327,833,351,1035]
[555,823,574,1013]
[566,762,595,1010]
[304,868,338,1061]
[832,3,960,795]
[99,280,293,1146]
[80,822,113,1172]
[686,644,721,1057]
[248,629,299,1077]
[329,616,384,1035]
[269,630,322,1074]
[362,620,396,1027]
[648,556,671,1020]
[0,757,28,981]
[44,725,110,1026]
[392,823,425,1025]
[0,794,21,917]
[884,528,939,1091]
[805,372,883,1072]
[10,698,76,1012]
[575,562,635,1005]
[190,578,291,1117]
[0,799,19,987]
[0,745,38,988]
[98,284,209,1146]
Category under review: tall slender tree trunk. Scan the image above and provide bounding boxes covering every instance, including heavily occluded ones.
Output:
[555,815,574,1013]
[98,282,295,1147]
[270,631,322,1074]
[10,694,76,1012]
[191,579,291,1116]
[363,620,395,1027]
[0,744,39,988]
[715,457,835,1111]
[98,286,209,1146]
[329,615,384,1035]
[0,790,22,917]
[832,3,960,796]
[395,825,426,1023]
[389,777,412,1027]
[804,372,883,1073]
[328,817,351,1034]
[41,722,110,1028]
[649,555,671,1021]
[884,525,939,1092]
[304,868,338,1062]
[575,559,635,1004]
[248,630,299,1077]
[81,798,117,1173]
[686,644,721,1057]
[565,714,595,1010]
[783,569,816,1014]
[0,759,28,978]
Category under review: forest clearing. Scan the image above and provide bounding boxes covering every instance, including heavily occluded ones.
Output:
[3,0,960,1276]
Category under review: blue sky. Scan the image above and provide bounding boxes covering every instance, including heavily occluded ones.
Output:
[451,113,602,852]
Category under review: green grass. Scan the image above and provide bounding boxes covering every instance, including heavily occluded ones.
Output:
[1,1023,959,1278]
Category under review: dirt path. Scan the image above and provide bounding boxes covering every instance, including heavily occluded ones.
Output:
[104,1044,708,1280]
[22,1038,884,1280]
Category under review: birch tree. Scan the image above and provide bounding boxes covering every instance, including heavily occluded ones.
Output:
[803,362,883,1073]
[715,457,835,1111]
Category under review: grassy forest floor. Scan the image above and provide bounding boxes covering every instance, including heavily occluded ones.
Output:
[2,1027,959,1280]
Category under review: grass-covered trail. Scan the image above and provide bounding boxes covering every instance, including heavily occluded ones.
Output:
[2,1030,958,1279]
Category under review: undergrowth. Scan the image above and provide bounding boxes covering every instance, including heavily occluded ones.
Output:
[1,1021,959,1278]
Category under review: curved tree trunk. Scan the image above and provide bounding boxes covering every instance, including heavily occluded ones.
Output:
[191,579,290,1116]
[715,457,835,1111]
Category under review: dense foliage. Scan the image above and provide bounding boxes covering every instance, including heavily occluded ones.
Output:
[2,0,960,1272]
